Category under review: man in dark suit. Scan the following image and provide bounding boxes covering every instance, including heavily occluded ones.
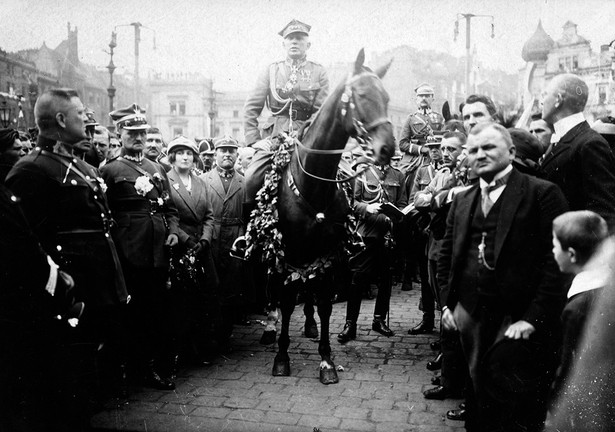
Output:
[540,73,615,229]
[438,123,569,431]
[101,104,180,390]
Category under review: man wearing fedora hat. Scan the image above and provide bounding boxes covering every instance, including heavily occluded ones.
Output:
[101,103,180,391]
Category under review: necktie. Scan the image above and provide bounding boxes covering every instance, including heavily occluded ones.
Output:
[481,174,510,216]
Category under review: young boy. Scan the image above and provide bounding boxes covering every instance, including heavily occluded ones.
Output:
[551,210,609,392]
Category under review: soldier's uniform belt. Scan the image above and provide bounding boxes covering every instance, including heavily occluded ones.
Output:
[112,201,162,214]
[275,106,312,121]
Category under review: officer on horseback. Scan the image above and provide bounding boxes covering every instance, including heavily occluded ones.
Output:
[243,19,329,148]
[243,19,330,222]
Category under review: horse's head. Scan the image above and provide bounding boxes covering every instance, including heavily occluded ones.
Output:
[341,49,395,165]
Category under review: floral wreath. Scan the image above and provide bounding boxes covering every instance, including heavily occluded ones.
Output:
[244,134,361,284]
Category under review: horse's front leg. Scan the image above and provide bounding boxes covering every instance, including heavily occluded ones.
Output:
[272,282,296,377]
[317,273,339,384]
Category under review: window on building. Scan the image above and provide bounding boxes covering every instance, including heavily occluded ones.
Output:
[232,128,240,138]
[169,101,186,116]
[572,56,579,71]
[599,85,607,104]
[233,110,239,118]
[172,127,183,137]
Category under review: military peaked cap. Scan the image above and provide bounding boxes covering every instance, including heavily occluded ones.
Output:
[109,103,150,130]
[414,83,435,95]
[279,19,311,38]
[214,135,239,149]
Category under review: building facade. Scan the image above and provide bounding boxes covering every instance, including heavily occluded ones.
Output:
[520,20,615,121]
[147,72,213,142]
[1,23,135,130]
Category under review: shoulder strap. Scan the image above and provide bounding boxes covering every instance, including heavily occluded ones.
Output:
[40,149,111,212]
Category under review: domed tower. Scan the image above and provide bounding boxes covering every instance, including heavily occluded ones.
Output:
[522,20,554,63]
[519,20,554,108]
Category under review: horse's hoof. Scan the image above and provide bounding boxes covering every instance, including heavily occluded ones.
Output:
[304,321,319,339]
[260,330,276,345]
[320,367,339,385]
[272,360,291,376]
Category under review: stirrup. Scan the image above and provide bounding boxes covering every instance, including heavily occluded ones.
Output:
[229,236,247,260]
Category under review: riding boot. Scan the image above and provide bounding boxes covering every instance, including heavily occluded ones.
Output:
[337,320,357,343]
[142,359,175,391]
[372,315,394,337]
[169,354,180,381]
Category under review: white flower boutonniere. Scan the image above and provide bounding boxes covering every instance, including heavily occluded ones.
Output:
[96,177,108,194]
[134,175,154,196]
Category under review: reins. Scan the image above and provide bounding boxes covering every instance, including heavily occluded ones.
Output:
[292,71,391,185]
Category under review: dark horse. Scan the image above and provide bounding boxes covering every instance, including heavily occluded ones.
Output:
[248,50,395,384]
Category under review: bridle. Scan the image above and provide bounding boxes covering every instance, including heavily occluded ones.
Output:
[295,71,392,184]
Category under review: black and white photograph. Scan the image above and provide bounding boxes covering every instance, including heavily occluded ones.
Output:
[1,0,615,430]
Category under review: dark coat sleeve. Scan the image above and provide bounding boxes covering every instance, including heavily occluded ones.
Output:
[579,136,615,229]
[437,191,461,309]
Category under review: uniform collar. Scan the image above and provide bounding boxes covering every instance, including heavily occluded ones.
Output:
[123,153,144,163]
[285,57,307,68]
[216,166,234,179]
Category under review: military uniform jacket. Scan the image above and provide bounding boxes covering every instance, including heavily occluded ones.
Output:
[244,58,329,145]
[100,156,179,269]
[167,168,214,246]
[6,137,128,307]
[398,110,444,173]
[353,165,407,240]
[200,168,245,262]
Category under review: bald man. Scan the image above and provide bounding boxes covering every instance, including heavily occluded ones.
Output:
[540,73,615,229]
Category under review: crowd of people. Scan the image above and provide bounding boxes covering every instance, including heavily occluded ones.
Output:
[2,18,615,432]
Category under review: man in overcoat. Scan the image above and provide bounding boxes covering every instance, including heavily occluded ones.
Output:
[201,136,248,336]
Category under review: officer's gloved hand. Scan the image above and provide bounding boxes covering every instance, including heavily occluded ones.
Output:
[54,270,85,324]
[366,203,382,214]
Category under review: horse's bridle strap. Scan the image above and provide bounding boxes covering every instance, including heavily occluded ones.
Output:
[362,117,391,131]
[295,139,348,155]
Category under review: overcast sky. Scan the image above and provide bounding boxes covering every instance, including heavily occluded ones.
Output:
[3,0,614,91]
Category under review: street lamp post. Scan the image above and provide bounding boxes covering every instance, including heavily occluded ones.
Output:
[107,31,117,116]
[113,23,155,106]
[454,13,495,95]
[0,102,11,128]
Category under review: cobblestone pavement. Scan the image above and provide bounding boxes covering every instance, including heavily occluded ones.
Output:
[91,282,465,432]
